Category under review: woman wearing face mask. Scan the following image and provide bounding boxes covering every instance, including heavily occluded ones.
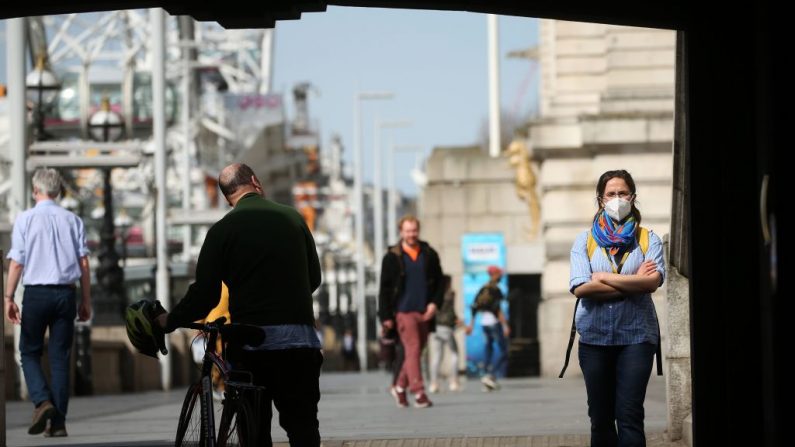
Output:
[568,170,665,447]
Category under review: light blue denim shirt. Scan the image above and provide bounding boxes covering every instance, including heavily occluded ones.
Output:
[568,229,665,346]
[7,200,89,285]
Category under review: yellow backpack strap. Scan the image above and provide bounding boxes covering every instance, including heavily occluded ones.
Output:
[586,231,598,260]
[637,227,650,256]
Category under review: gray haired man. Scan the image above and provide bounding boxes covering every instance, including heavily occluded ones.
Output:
[5,168,92,437]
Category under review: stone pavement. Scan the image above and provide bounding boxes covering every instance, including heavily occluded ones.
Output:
[4,372,683,446]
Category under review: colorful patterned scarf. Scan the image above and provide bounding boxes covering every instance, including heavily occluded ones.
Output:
[591,210,637,256]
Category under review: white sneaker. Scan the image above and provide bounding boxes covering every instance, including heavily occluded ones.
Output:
[481,375,499,390]
[449,381,461,392]
[428,382,440,394]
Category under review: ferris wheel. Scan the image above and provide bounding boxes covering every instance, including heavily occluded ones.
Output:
[21,10,276,194]
[32,10,274,136]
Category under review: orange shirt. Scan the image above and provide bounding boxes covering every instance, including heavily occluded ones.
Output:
[402,243,420,261]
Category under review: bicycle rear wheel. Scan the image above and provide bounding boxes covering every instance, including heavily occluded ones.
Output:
[175,382,206,446]
[216,393,256,447]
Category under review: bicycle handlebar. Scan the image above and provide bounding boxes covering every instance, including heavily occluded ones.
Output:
[181,316,228,332]
[177,316,266,347]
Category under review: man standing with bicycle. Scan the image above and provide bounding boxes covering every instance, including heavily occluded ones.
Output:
[157,163,323,446]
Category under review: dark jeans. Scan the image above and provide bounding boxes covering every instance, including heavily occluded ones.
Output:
[482,323,507,376]
[578,342,656,447]
[230,347,323,446]
[20,285,76,427]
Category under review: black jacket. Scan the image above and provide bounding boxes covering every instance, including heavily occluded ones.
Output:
[378,240,444,325]
[166,194,321,331]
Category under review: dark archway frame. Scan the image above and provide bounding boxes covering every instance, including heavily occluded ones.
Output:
[2,2,785,446]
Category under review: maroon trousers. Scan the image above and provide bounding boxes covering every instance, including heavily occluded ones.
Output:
[395,312,429,393]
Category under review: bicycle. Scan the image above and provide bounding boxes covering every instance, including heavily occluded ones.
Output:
[173,316,266,447]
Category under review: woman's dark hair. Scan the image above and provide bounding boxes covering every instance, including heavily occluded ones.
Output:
[593,170,642,224]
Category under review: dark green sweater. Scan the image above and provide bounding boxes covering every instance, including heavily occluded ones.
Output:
[166,193,321,330]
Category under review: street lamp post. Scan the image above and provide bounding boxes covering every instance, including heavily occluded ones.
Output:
[78,97,124,396]
[151,7,170,391]
[374,120,411,264]
[8,16,29,404]
[89,97,126,327]
[487,14,502,158]
[388,144,424,244]
[25,54,61,141]
[353,90,393,371]
[115,210,133,267]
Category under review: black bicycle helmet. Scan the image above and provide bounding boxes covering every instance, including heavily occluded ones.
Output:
[125,299,168,358]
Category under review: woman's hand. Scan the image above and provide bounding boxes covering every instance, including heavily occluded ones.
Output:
[636,260,657,277]
[591,272,608,282]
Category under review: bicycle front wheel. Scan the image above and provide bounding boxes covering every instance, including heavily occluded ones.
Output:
[216,394,256,447]
[175,383,206,446]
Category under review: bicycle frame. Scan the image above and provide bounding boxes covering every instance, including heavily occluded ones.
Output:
[178,318,263,446]
[203,328,225,445]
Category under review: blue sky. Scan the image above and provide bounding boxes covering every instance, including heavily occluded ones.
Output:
[2,7,539,195]
[272,7,538,195]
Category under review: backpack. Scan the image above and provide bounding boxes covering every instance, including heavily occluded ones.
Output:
[436,291,458,327]
[474,285,498,310]
[559,227,663,378]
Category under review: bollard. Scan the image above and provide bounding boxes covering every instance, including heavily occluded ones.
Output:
[74,322,94,395]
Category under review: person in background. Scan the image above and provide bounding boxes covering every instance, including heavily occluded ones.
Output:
[428,275,463,393]
[341,328,359,371]
[466,265,510,391]
[5,168,92,438]
[378,215,444,408]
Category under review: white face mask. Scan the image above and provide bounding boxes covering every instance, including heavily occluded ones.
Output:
[604,197,632,221]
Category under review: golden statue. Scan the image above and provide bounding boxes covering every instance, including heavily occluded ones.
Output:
[505,139,540,239]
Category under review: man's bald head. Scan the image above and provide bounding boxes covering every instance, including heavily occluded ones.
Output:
[219,163,256,197]
[218,163,263,205]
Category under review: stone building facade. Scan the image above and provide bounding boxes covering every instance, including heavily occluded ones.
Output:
[420,19,679,385]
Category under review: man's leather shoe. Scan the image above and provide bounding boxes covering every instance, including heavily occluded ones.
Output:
[28,401,55,435]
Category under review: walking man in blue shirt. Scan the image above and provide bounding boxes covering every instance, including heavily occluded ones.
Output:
[5,168,92,438]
